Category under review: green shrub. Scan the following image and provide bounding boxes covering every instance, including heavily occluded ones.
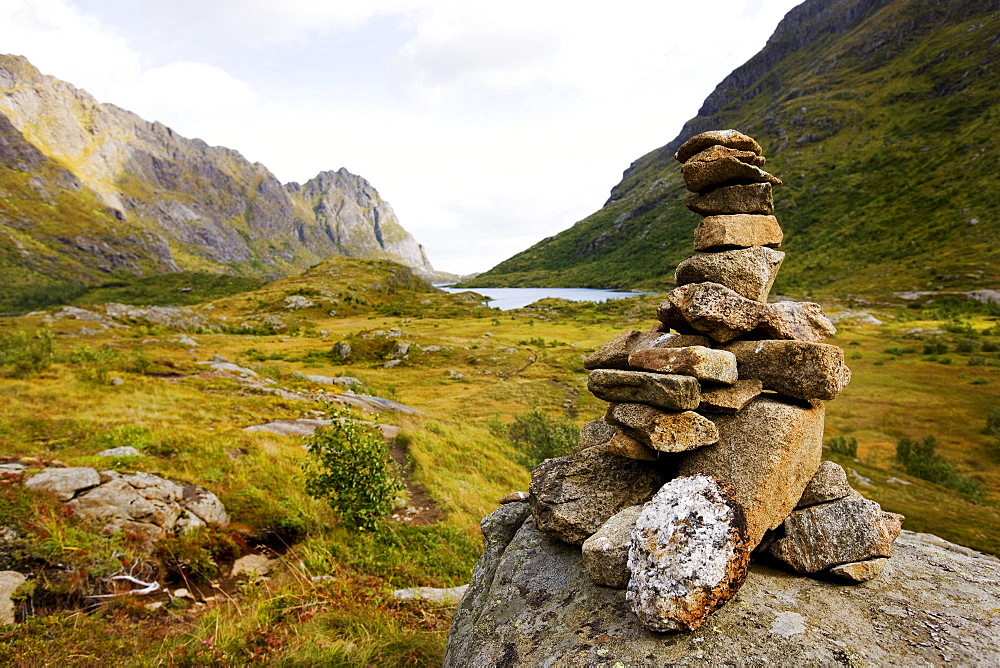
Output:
[824,435,858,458]
[303,408,404,531]
[0,328,54,377]
[505,409,578,469]
[895,435,983,498]
[922,341,949,355]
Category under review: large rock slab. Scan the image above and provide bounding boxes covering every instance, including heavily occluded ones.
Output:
[628,345,738,384]
[675,246,785,302]
[682,146,780,192]
[445,510,1000,666]
[528,448,667,545]
[722,339,852,401]
[675,129,763,163]
[627,476,750,632]
[678,396,824,547]
[584,330,710,370]
[588,369,700,411]
[693,214,783,251]
[24,467,100,501]
[661,282,769,343]
[582,505,643,588]
[607,403,719,453]
[685,183,774,216]
[759,301,837,342]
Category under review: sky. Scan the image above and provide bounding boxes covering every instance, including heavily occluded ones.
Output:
[0,0,804,275]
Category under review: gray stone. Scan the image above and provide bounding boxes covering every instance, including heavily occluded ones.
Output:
[96,446,143,457]
[770,497,904,573]
[685,183,774,216]
[392,585,469,606]
[682,146,780,192]
[628,346,738,384]
[528,448,667,545]
[331,341,351,361]
[661,282,769,343]
[584,330,711,370]
[722,339,852,401]
[446,516,1000,666]
[24,467,100,501]
[231,554,276,578]
[0,571,26,625]
[679,396,824,547]
[675,246,785,302]
[693,214,783,251]
[627,476,750,632]
[588,369,701,411]
[606,403,719,453]
[576,418,618,452]
[797,461,853,508]
[675,129,763,163]
[759,301,837,342]
[582,505,643,589]
[182,484,229,526]
[698,379,763,413]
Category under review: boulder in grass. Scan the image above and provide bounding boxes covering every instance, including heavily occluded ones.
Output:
[759,301,837,343]
[627,475,750,633]
[606,403,719,453]
[662,282,769,343]
[675,246,785,303]
[628,346,738,384]
[674,129,762,163]
[685,182,773,216]
[698,379,763,414]
[722,339,852,401]
[582,505,643,589]
[588,369,701,411]
[24,467,101,501]
[693,214,783,251]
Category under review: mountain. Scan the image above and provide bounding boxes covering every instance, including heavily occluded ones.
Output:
[0,54,445,305]
[469,0,999,295]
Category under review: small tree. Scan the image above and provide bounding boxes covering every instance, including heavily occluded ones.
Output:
[303,408,404,531]
[507,409,578,469]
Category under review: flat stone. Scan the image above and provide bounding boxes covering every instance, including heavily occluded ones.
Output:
[0,571,26,625]
[628,346,738,384]
[588,369,701,411]
[606,403,718,453]
[662,282,769,343]
[828,558,889,583]
[722,340,852,401]
[231,554,275,578]
[770,496,904,573]
[24,467,101,501]
[797,461,853,508]
[698,379,763,413]
[576,419,618,452]
[759,301,837,342]
[499,491,530,504]
[627,475,750,633]
[675,129,763,163]
[675,246,785,302]
[96,446,143,457]
[528,447,667,545]
[685,183,774,216]
[605,433,658,461]
[678,396,824,547]
[694,214,783,251]
[582,505,643,589]
[393,585,469,606]
[682,149,781,193]
[70,478,182,529]
[584,330,711,370]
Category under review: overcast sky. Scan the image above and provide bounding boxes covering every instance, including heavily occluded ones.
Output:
[1,0,803,275]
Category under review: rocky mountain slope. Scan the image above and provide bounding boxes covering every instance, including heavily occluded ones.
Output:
[470,0,999,294]
[0,55,440,303]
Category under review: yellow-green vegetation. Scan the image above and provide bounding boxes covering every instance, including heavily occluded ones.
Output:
[0,258,997,662]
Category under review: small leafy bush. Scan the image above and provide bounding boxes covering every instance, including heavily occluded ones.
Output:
[505,409,578,469]
[922,341,949,355]
[303,408,404,531]
[824,435,858,458]
[895,435,983,498]
[0,328,54,377]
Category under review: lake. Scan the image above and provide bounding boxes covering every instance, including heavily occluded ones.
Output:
[436,286,652,311]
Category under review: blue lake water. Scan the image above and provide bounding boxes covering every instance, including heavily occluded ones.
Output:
[437,286,651,311]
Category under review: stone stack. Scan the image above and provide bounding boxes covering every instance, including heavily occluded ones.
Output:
[527,130,902,634]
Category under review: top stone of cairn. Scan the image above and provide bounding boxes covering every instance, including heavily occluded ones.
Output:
[675,129,762,163]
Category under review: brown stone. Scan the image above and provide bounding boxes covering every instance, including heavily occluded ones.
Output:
[722,340,852,401]
[500,491,530,504]
[694,214,783,251]
[605,433,658,461]
[588,369,701,411]
[797,461,853,508]
[628,346,738,384]
[678,396,825,547]
[759,301,837,342]
[584,330,711,370]
[675,246,784,302]
[606,403,718,453]
[662,282,769,343]
[582,505,643,589]
[675,129,763,163]
[685,183,774,216]
[828,558,889,583]
[682,149,781,193]
[686,143,766,167]
[698,379,763,414]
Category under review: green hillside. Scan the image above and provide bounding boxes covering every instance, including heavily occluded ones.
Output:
[469,0,999,295]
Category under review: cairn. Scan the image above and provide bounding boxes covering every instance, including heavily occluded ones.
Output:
[527,130,903,633]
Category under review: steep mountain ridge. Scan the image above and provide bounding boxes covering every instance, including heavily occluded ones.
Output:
[470,0,999,295]
[0,54,440,303]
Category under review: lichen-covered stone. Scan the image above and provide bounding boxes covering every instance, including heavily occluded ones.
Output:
[675,246,785,302]
[529,448,667,545]
[607,403,719,453]
[678,396,824,547]
[770,496,904,573]
[698,379,763,414]
[628,346,738,384]
[662,282,769,343]
[693,214,783,251]
[675,129,763,163]
[722,339,852,401]
[582,505,643,589]
[588,368,701,411]
[828,558,889,583]
[685,183,774,216]
[797,461,853,508]
[627,475,750,632]
[759,301,837,342]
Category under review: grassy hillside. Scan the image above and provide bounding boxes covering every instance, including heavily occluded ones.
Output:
[469,0,999,295]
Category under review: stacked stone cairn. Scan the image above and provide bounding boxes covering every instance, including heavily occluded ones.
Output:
[525,129,904,633]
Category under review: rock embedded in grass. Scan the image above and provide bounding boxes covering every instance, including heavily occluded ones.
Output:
[685,182,774,216]
[587,369,701,411]
[675,246,785,302]
[24,467,101,501]
[722,339,852,400]
[693,214,783,251]
[606,403,719,453]
[628,345,738,384]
